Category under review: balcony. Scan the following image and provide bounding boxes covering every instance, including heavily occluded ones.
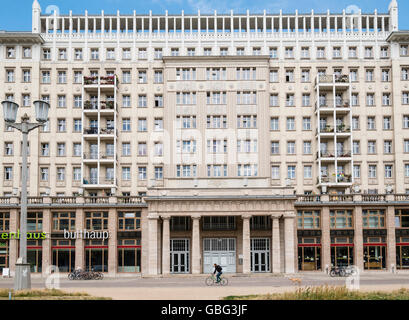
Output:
[316,99,350,113]
[84,100,116,112]
[319,174,352,186]
[318,150,352,160]
[296,194,409,204]
[316,74,350,90]
[83,127,115,136]
[82,177,116,187]
[84,76,117,86]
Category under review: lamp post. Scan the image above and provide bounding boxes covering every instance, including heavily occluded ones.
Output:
[1,100,50,291]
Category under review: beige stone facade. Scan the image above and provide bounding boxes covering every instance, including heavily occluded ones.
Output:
[0,1,408,276]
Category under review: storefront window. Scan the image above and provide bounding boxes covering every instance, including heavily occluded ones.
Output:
[297,210,321,229]
[395,209,409,228]
[396,237,409,269]
[118,239,141,273]
[363,209,385,228]
[52,240,75,272]
[53,212,76,231]
[85,239,108,272]
[330,210,353,229]
[0,213,10,231]
[85,212,108,230]
[27,240,42,273]
[298,237,321,270]
[364,237,386,270]
[170,217,191,231]
[27,212,43,232]
[331,237,354,267]
[0,241,9,273]
[118,212,141,231]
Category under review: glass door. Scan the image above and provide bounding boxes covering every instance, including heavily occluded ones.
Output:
[364,246,386,270]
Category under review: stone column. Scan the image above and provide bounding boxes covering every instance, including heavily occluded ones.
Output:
[75,208,85,270]
[148,214,159,275]
[242,215,251,274]
[108,208,117,277]
[354,206,364,272]
[162,216,171,276]
[9,208,18,277]
[42,208,52,277]
[271,216,281,273]
[386,206,396,272]
[191,215,201,274]
[284,212,296,274]
[322,206,331,273]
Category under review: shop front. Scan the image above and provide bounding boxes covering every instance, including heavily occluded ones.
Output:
[364,236,387,270]
[52,239,75,273]
[396,234,409,269]
[330,230,354,267]
[85,239,108,272]
[298,237,322,271]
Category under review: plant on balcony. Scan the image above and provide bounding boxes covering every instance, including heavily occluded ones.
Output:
[106,101,115,109]
[84,101,92,109]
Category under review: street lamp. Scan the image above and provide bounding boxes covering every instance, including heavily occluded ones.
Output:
[1,100,50,291]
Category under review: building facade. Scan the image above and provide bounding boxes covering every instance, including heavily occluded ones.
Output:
[0,0,408,276]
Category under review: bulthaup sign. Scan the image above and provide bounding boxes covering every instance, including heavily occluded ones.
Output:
[64,230,110,240]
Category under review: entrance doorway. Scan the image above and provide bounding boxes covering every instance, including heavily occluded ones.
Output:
[203,238,236,273]
[364,245,386,270]
[170,239,190,274]
[298,237,322,271]
[251,238,270,273]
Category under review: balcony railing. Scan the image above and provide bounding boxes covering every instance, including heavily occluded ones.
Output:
[51,196,77,204]
[317,99,350,109]
[362,194,386,202]
[83,153,115,160]
[319,174,352,183]
[319,150,352,158]
[296,194,409,203]
[0,196,146,206]
[82,177,116,185]
[83,127,115,135]
[84,76,117,86]
[84,196,110,204]
[117,196,144,204]
[316,74,350,85]
[84,101,115,110]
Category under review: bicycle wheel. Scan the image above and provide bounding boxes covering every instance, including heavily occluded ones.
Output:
[68,273,74,280]
[330,270,337,277]
[205,277,215,286]
[220,278,228,286]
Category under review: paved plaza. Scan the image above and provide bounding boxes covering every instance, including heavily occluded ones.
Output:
[1,273,409,300]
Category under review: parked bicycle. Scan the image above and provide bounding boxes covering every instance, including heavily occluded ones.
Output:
[68,268,104,280]
[205,274,228,286]
[329,265,358,277]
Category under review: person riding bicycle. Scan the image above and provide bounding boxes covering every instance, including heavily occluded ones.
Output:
[213,264,223,283]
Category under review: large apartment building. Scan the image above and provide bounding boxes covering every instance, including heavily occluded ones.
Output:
[0,0,408,276]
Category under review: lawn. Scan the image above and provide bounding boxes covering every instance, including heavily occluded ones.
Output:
[0,289,111,300]
[224,286,409,300]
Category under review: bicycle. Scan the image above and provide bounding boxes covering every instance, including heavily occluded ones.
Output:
[205,274,228,286]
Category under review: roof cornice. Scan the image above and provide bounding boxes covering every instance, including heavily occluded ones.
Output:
[386,30,409,42]
[0,32,44,44]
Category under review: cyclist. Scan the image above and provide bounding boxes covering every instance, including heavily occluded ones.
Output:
[213,263,223,283]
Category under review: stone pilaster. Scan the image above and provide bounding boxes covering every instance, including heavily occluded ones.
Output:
[386,206,397,272]
[148,214,159,275]
[191,215,201,274]
[242,215,251,274]
[162,216,171,276]
[322,206,331,272]
[42,208,52,277]
[271,216,281,273]
[354,206,364,272]
[284,212,296,274]
[75,208,85,270]
[108,208,117,277]
[9,208,18,277]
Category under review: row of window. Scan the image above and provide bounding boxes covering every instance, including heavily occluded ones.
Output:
[297,209,409,229]
[5,44,407,61]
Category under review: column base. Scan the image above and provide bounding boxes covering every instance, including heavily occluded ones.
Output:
[14,263,31,291]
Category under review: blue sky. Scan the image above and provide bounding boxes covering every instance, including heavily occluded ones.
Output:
[1,0,408,31]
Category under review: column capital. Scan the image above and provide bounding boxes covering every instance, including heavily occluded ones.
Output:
[161,215,171,221]
[271,214,281,220]
[284,211,296,219]
[242,214,252,220]
[148,213,160,220]
[191,215,201,220]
